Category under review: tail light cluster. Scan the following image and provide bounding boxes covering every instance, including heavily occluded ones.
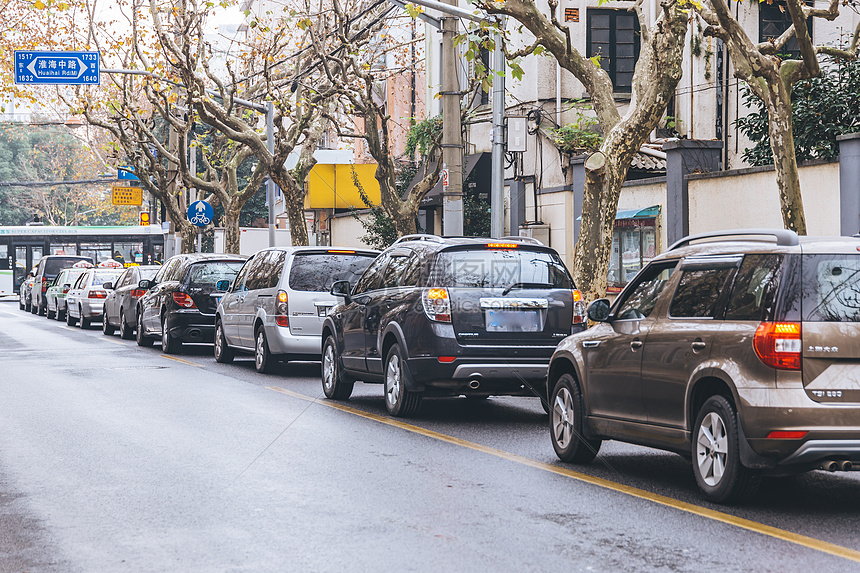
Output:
[572,289,586,325]
[41,277,48,293]
[422,288,451,322]
[62,286,70,294]
[131,289,147,299]
[88,290,108,299]
[753,322,801,370]
[172,292,197,309]
[275,290,289,327]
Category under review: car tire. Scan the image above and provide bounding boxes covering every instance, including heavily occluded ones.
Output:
[30,302,37,314]
[161,314,182,354]
[692,395,761,504]
[19,297,25,311]
[136,312,154,347]
[102,313,116,336]
[384,344,422,417]
[254,327,276,374]
[66,307,77,326]
[37,303,45,316]
[322,336,354,400]
[550,373,601,463]
[79,307,90,329]
[214,320,235,364]
[46,305,55,320]
[119,309,134,340]
[57,304,65,321]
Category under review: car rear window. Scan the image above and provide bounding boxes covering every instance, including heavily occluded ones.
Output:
[289,253,377,292]
[187,261,244,288]
[45,257,89,276]
[139,267,159,280]
[93,270,122,286]
[433,248,573,289]
[796,255,860,322]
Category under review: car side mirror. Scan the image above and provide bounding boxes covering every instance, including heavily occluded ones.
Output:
[587,298,611,323]
[103,282,113,290]
[27,271,34,278]
[215,279,231,292]
[330,280,351,302]
[138,279,153,290]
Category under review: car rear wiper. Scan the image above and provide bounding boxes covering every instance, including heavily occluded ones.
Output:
[502,282,555,295]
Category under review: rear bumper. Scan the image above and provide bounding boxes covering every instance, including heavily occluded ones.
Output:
[405,356,551,396]
[81,300,105,318]
[166,310,215,343]
[266,325,321,358]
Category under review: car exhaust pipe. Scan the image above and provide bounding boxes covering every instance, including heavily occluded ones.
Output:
[468,379,481,390]
[840,460,853,471]
[187,328,202,340]
[819,460,839,472]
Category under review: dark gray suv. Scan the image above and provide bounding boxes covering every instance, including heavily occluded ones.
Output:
[547,229,860,504]
[322,235,586,417]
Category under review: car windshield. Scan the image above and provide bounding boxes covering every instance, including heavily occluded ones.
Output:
[188,261,244,288]
[45,257,89,276]
[433,248,572,289]
[139,267,159,280]
[798,254,860,322]
[93,270,122,286]
[289,253,377,292]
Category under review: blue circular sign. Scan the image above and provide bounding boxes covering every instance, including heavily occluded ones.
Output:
[188,200,214,227]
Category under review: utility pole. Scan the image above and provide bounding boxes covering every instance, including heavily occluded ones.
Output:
[490,22,505,238]
[440,9,464,236]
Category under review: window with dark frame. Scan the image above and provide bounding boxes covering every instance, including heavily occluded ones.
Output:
[587,9,640,93]
[759,0,812,60]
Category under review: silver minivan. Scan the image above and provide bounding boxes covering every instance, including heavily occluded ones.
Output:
[214,247,379,372]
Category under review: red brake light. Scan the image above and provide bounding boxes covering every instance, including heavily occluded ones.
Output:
[327,249,355,254]
[62,286,70,294]
[766,431,809,439]
[486,243,518,250]
[88,290,107,299]
[753,322,801,370]
[172,292,197,308]
[572,289,586,325]
[437,356,456,363]
[275,290,289,327]
[41,278,48,292]
[131,289,146,298]
[422,288,451,322]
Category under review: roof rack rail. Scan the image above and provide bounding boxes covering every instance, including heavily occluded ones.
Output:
[498,235,544,246]
[667,229,799,251]
[393,234,445,245]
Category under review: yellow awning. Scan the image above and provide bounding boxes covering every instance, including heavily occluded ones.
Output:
[305,163,382,209]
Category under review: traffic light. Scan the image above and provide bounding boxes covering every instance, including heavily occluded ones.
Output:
[139,212,150,226]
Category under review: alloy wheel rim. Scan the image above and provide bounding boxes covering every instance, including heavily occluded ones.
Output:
[552,387,575,449]
[256,332,265,369]
[323,345,335,391]
[385,354,401,407]
[162,318,168,345]
[696,412,728,486]
[215,325,223,357]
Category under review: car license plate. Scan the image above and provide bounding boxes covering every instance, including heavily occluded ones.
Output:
[485,309,541,332]
[317,306,332,317]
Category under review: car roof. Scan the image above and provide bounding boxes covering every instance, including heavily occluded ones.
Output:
[657,236,860,261]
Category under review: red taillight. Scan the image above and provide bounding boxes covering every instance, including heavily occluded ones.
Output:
[437,356,456,363]
[572,289,585,325]
[753,322,801,370]
[88,290,107,299]
[275,290,289,327]
[131,289,146,298]
[172,292,197,308]
[422,288,451,322]
[766,431,809,439]
[486,243,518,250]
[62,286,70,294]
[41,277,48,292]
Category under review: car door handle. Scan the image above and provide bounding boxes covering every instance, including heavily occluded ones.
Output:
[630,339,643,350]
[691,340,707,351]
[582,340,601,348]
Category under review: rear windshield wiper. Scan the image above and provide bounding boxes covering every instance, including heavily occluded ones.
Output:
[502,282,555,296]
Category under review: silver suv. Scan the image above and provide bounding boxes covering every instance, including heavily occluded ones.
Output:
[214,247,378,373]
[547,229,860,503]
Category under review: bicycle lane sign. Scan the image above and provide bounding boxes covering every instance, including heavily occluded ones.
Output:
[187,200,214,227]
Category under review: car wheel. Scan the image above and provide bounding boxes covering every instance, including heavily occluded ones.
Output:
[214,320,234,364]
[161,314,182,354]
[254,327,276,373]
[384,344,422,417]
[79,307,90,329]
[136,312,154,347]
[66,307,77,326]
[46,305,55,320]
[19,297,25,311]
[30,301,37,314]
[322,336,354,400]
[550,374,601,463]
[57,303,66,321]
[692,396,761,504]
[102,313,116,336]
[119,309,134,340]
[37,303,45,316]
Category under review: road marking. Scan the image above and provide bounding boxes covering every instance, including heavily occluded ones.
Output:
[267,386,860,564]
[103,337,130,346]
[160,355,205,368]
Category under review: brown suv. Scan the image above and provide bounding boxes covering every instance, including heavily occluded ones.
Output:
[547,229,860,503]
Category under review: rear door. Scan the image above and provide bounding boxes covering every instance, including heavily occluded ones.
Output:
[795,252,860,404]
[220,257,253,345]
[236,254,270,347]
[339,253,389,372]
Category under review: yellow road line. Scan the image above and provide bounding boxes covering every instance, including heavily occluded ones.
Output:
[103,337,130,347]
[267,386,860,564]
[160,355,205,368]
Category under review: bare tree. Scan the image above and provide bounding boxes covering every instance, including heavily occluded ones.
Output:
[698,0,860,235]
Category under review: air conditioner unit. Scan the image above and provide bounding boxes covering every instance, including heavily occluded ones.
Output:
[518,223,550,247]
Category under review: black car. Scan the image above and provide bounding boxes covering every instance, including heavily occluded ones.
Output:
[29,254,91,315]
[136,253,246,353]
[321,235,586,417]
[102,265,161,339]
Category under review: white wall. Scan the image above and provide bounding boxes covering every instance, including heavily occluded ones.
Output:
[330,213,376,249]
[213,228,292,255]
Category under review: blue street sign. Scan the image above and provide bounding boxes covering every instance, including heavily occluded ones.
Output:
[187,200,214,227]
[14,51,100,85]
[117,166,138,181]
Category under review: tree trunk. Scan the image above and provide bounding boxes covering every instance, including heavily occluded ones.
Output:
[283,188,309,246]
[178,222,197,254]
[223,202,242,254]
[764,86,808,235]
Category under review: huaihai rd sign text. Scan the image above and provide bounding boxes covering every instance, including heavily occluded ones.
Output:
[14,51,100,85]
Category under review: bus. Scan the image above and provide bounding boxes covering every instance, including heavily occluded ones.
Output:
[0,225,165,296]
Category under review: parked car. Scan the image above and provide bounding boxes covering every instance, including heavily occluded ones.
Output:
[19,269,36,312]
[65,268,123,328]
[214,247,379,373]
[136,253,247,353]
[30,254,92,315]
[45,267,89,320]
[547,229,860,504]
[321,235,586,417]
[101,265,161,339]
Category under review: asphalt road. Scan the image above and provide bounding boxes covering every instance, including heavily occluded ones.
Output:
[1,299,859,572]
